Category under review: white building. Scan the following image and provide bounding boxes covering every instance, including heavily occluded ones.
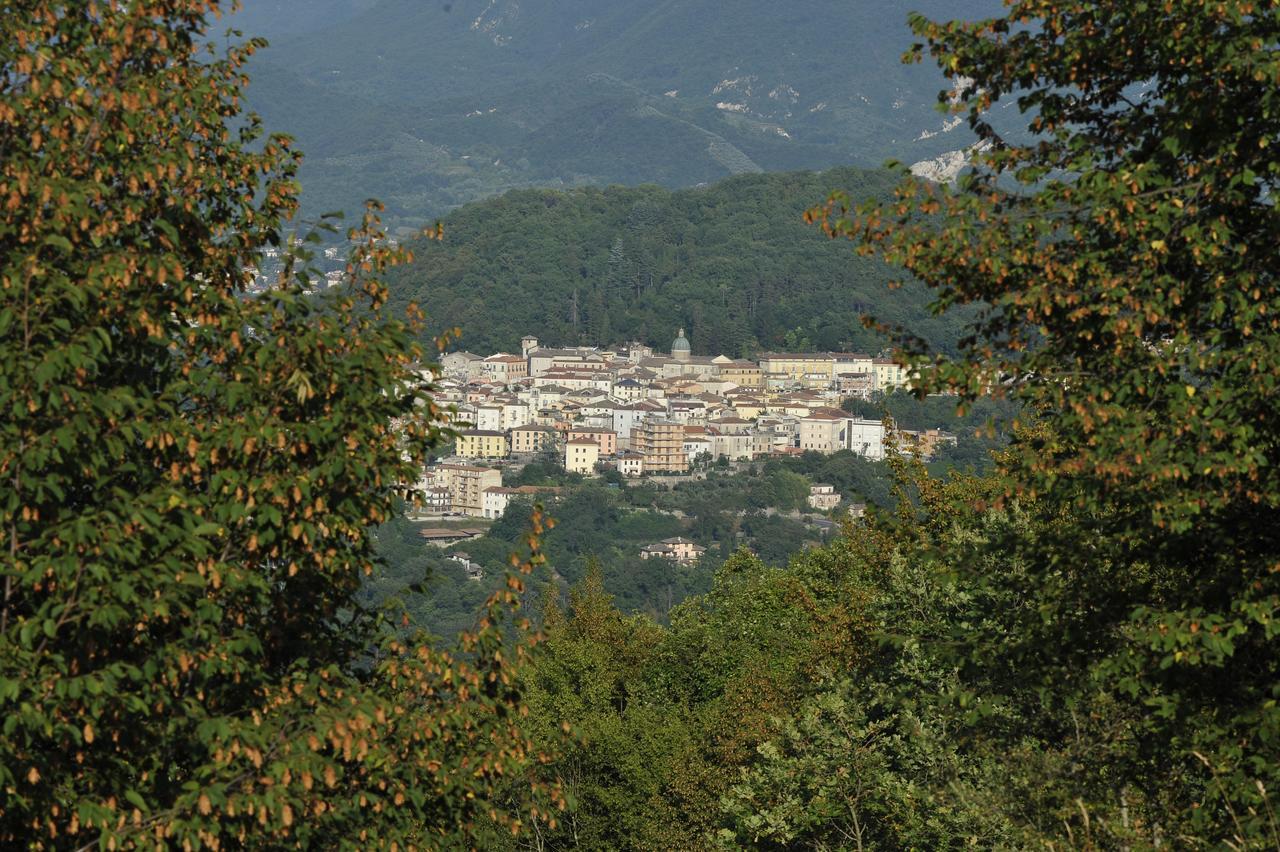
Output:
[808,484,841,511]
[483,486,519,519]
[617,451,645,477]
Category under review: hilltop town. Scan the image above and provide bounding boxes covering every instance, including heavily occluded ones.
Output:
[417,330,955,520]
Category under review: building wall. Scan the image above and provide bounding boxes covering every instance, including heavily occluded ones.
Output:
[799,417,841,453]
[565,441,600,474]
[632,419,688,473]
[873,359,910,391]
[760,354,836,385]
[457,431,509,459]
[511,427,556,454]
[435,465,502,516]
[843,419,886,460]
[568,428,617,457]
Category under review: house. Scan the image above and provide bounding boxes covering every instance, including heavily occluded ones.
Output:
[612,401,666,449]
[472,404,503,432]
[495,398,531,430]
[616,450,645,477]
[456,429,510,459]
[836,373,876,400]
[708,430,752,461]
[565,426,618,457]
[564,437,600,474]
[448,552,485,581]
[729,397,767,420]
[708,415,752,435]
[798,408,848,453]
[481,353,529,385]
[510,424,558,455]
[683,435,713,465]
[639,537,707,564]
[419,485,451,513]
[808,484,841,511]
[613,377,648,401]
[834,353,875,377]
[843,418,887,460]
[483,486,519,519]
[872,358,911,392]
[527,346,606,377]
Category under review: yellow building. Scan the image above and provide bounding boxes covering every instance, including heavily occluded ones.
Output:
[758,352,836,388]
[564,437,600,474]
[456,429,509,459]
[720,360,764,389]
[872,358,911,392]
[510,424,557,454]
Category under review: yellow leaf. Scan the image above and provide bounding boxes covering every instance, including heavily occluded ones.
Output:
[1186,385,1196,397]
[1151,239,1166,251]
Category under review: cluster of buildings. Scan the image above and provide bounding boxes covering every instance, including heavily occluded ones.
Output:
[415,330,952,518]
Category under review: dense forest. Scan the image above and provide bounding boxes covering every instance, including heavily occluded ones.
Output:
[387,167,974,356]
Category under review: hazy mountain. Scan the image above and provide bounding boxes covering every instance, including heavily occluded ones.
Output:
[239,0,1002,232]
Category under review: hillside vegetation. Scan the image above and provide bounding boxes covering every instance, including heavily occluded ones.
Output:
[240,0,1000,229]
[388,167,972,356]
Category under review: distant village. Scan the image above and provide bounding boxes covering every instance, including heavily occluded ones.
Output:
[414,330,956,523]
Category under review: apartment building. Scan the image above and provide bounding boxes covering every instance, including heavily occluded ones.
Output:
[510,424,558,455]
[432,464,503,517]
[631,418,688,473]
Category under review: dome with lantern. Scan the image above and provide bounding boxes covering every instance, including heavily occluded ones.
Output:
[671,327,691,361]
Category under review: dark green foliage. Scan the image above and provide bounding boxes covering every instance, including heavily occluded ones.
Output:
[0,3,557,846]
[811,0,1280,843]
[385,167,976,355]
[517,476,1014,850]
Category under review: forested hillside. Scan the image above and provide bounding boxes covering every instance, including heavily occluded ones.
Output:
[239,0,1002,230]
[388,167,971,355]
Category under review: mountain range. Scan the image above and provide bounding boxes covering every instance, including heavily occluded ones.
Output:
[231,0,1001,233]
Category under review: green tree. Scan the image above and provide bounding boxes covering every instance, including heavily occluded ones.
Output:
[0,3,556,846]
[814,0,1280,843]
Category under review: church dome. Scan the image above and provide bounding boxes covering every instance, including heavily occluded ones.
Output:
[671,327,691,360]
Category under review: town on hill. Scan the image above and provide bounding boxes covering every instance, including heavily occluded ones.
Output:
[417,328,955,520]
